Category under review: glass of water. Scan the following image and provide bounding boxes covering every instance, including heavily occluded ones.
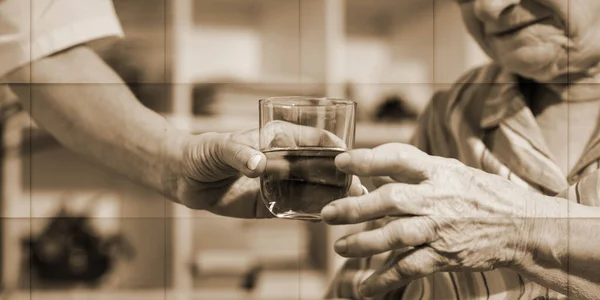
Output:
[259,97,357,221]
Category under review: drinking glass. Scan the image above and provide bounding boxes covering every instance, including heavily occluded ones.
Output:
[259,97,356,221]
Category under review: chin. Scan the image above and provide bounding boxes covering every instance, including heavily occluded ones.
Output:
[495,46,568,82]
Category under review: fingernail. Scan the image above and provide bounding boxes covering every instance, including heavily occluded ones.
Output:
[361,185,369,195]
[321,205,338,222]
[246,154,262,171]
[335,153,351,169]
[334,239,347,254]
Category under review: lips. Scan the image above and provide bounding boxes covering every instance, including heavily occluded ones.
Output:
[488,16,553,37]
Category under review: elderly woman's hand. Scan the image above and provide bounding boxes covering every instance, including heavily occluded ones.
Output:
[322,143,540,297]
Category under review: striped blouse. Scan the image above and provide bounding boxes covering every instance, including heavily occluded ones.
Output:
[326,63,600,300]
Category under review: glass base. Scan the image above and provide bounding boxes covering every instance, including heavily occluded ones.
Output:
[274,211,322,222]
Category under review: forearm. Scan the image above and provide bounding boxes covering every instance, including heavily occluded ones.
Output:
[3,46,188,200]
[512,196,600,299]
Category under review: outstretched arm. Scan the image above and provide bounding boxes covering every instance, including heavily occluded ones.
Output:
[3,45,263,205]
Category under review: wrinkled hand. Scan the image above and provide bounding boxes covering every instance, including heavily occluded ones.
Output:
[321,143,538,297]
[173,121,363,218]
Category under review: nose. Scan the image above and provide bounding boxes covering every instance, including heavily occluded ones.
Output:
[473,0,520,22]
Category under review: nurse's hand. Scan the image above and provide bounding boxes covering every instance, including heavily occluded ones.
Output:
[321,143,538,297]
[172,121,364,218]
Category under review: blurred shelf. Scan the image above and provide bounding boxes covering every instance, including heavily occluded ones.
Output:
[19,116,416,154]
[171,115,417,148]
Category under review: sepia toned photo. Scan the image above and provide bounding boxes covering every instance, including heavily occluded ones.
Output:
[1,0,599,299]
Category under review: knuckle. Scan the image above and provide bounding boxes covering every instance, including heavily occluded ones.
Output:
[348,198,366,222]
[394,143,420,159]
[267,120,286,129]
[381,225,400,249]
[392,150,409,164]
[271,132,289,145]
[444,158,465,174]
[318,132,330,146]
[228,129,244,139]
[355,149,375,173]
[380,184,395,199]
[422,217,440,239]
[422,194,439,215]
[430,157,453,173]
[372,145,389,158]
[210,133,228,154]
[382,184,403,210]
[446,158,461,166]
[379,143,407,160]
[231,146,247,162]
[393,260,423,279]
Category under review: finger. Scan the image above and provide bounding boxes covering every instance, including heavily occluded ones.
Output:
[267,131,298,149]
[232,127,260,148]
[261,120,347,149]
[263,150,352,189]
[334,217,439,257]
[322,183,426,225]
[359,247,442,298]
[335,143,431,183]
[348,176,366,197]
[218,138,267,178]
[184,177,274,219]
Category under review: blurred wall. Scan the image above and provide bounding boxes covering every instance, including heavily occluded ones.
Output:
[110,0,170,83]
[21,146,169,289]
[189,0,263,81]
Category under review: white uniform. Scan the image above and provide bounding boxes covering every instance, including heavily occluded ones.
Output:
[0,0,124,111]
[0,0,124,77]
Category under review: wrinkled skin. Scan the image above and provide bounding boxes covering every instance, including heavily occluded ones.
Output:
[458,0,600,83]
[322,143,541,297]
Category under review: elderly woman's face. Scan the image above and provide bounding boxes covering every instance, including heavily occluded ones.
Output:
[458,0,600,82]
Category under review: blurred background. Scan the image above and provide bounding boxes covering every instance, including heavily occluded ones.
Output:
[1,0,489,299]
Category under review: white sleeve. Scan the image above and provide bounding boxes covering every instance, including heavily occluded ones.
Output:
[0,0,124,77]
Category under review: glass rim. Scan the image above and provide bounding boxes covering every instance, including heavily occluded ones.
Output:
[259,96,356,107]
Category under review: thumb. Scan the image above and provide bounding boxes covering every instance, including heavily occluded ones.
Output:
[218,139,267,178]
